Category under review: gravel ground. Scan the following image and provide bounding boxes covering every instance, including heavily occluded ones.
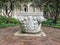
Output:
[0,26,60,45]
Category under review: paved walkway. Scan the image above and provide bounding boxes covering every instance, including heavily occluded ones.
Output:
[0,26,60,45]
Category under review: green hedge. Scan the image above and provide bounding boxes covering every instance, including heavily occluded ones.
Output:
[10,18,20,24]
[0,16,7,24]
[0,16,20,24]
[0,23,19,28]
[0,16,20,28]
[42,19,60,29]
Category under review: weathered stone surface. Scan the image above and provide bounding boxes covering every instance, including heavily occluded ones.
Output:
[0,26,60,45]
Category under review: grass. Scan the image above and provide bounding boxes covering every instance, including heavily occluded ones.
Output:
[0,23,20,28]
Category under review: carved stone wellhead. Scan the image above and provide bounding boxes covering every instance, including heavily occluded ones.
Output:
[13,12,46,33]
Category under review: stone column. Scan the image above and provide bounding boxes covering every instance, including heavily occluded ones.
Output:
[27,5,30,12]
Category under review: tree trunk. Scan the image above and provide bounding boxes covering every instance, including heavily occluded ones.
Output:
[7,17,10,23]
[5,6,11,24]
[53,13,58,24]
[53,0,59,24]
[43,10,47,18]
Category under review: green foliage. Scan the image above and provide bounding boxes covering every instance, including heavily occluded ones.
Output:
[58,15,60,21]
[42,19,60,29]
[0,16,20,28]
[0,23,18,28]
[10,18,20,24]
[0,16,7,24]
[0,23,17,28]
[0,16,20,24]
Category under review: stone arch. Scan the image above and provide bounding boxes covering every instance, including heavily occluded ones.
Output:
[30,4,35,12]
[23,4,28,12]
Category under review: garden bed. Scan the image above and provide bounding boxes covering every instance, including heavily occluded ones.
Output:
[0,23,20,28]
[42,19,60,29]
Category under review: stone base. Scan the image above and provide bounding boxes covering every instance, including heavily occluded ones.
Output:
[14,29,46,37]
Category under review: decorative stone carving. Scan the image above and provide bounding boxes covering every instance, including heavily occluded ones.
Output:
[19,13,46,33]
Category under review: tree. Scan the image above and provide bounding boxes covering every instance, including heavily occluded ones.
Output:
[31,0,43,11]
[0,0,15,23]
[33,0,60,24]
[43,0,60,24]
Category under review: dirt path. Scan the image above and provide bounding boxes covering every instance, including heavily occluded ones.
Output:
[0,26,60,45]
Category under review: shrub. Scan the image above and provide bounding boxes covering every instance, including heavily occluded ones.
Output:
[0,16,7,24]
[0,16,20,28]
[0,16,20,24]
[42,19,60,29]
[58,15,60,21]
[10,18,20,24]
